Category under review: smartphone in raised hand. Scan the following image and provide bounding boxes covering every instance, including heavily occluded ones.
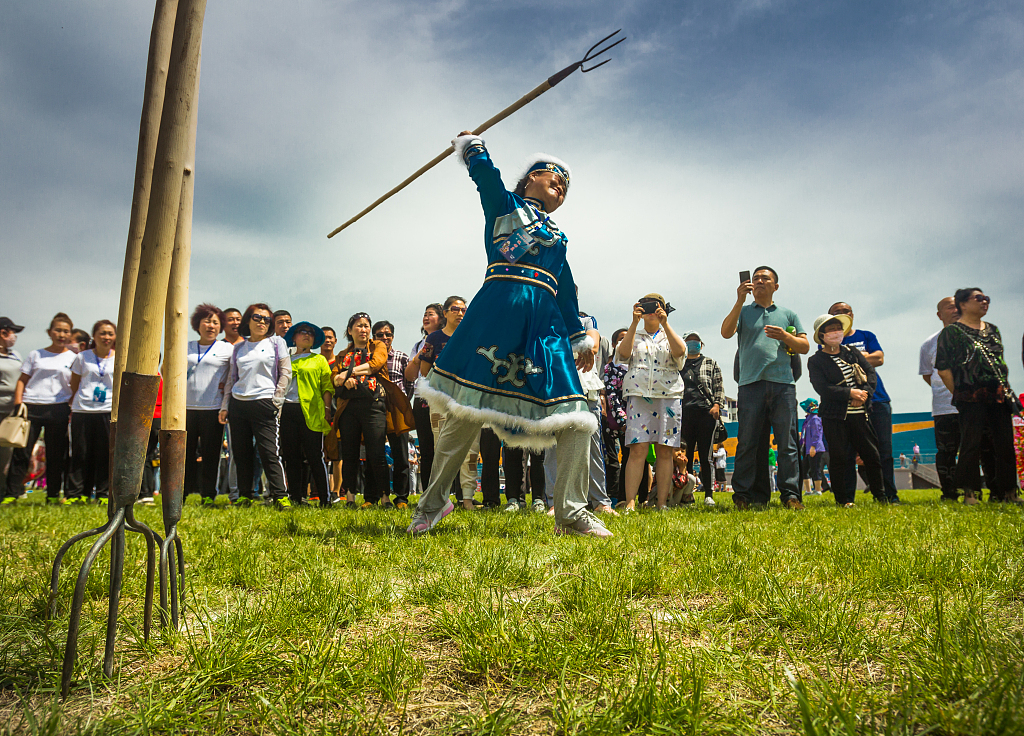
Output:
[739,270,751,284]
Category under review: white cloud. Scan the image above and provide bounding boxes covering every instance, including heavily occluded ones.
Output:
[2,0,1022,413]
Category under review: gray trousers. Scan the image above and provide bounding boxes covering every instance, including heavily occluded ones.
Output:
[543,400,611,510]
[417,411,590,525]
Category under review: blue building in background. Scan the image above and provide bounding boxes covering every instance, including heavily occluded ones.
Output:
[717,411,936,471]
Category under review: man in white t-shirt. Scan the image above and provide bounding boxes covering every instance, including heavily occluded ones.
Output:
[919,296,994,500]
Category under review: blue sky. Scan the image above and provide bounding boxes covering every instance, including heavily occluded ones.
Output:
[2,0,1022,411]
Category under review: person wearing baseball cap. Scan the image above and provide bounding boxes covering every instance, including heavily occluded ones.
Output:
[807,313,887,507]
[0,318,25,502]
[679,330,726,506]
[0,318,24,335]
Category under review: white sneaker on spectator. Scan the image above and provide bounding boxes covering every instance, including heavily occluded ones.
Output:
[531,498,546,513]
[406,500,455,535]
[704,496,716,507]
[555,510,613,538]
[546,505,555,516]
[504,499,523,512]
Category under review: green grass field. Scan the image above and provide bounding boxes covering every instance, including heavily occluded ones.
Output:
[2,490,1023,735]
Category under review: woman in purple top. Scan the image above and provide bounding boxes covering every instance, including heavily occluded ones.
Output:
[800,398,826,496]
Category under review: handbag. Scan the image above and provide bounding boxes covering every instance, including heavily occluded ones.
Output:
[689,356,728,443]
[834,349,869,386]
[0,404,30,448]
[954,324,1023,415]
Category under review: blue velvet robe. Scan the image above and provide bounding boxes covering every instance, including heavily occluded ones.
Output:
[419,140,596,449]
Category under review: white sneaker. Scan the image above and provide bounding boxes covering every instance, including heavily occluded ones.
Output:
[504,499,523,512]
[531,499,546,513]
[405,500,455,535]
[704,496,716,506]
[554,510,613,538]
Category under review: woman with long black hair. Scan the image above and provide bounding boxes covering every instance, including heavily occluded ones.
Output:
[66,319,116,502]
[219,303,290,507]
[333,312,414,508]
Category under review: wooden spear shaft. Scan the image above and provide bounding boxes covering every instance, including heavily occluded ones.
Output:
[112,0,179,421]
[327,72,571,239]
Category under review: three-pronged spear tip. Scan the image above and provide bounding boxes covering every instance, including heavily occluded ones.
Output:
[327,29,625,238]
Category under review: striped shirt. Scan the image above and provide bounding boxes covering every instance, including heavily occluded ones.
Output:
[830,354,865,414]
[386,348,413,398]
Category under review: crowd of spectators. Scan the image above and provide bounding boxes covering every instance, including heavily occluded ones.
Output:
[0,275,1020,510]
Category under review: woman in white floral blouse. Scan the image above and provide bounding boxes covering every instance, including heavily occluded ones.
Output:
[616,294,686,510]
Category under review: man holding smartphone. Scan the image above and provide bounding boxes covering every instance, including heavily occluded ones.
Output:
[721,266,809,510]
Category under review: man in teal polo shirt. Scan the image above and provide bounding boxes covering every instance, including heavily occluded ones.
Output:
[721,267,808,509]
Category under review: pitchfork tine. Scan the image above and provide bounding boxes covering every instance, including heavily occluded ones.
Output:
[581,29,625,71]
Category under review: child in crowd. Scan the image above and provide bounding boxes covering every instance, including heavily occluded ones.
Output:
[670,442,697,506]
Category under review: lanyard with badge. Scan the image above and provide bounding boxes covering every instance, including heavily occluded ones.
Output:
[499,204,553,264]
[93,352,110,403]
[187,342,215,380]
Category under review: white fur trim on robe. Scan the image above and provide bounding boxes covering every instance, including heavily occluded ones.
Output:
[452,135,484,169]
[570,334,595,355]
[416,377,599,452]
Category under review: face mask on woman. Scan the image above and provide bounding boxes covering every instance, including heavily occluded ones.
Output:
[822,331,844,347]
[685,340,702,354]
[2,333,15,350]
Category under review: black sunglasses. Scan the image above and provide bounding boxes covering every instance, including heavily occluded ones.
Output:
[295,327,314,335]
[250,314,271,325]
[971,294,991,304]
[374,331,392,338]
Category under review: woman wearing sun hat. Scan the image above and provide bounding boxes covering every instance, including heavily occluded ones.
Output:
[807,313,887,507]
[281,321,334,507]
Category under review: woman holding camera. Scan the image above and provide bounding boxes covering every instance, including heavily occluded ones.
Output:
[616,294,686,511]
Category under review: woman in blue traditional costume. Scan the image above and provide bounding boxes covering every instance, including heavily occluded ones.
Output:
[407,133,612,538]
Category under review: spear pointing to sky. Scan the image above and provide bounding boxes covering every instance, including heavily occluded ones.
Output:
[327,29,625,238]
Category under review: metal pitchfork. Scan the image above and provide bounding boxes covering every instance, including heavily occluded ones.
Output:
[327,29,626,238]
[47,375,164,697]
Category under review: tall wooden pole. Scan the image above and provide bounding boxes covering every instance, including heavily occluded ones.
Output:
[112,0,179,422]
[158,52,199,630]
[162,54,198,440]
[125,0,207,378]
